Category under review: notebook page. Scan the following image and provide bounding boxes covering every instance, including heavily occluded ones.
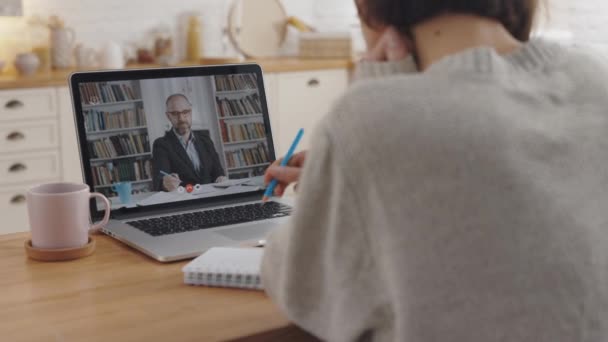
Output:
[182,247,264,277]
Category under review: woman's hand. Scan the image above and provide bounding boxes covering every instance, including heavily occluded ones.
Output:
[264,151,307,197]
[363,26,412,62]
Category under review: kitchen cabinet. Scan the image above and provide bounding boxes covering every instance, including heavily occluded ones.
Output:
[0,88,62,234]
[0,68,349,234]
[263,69,348,155]
[274,69,348,155]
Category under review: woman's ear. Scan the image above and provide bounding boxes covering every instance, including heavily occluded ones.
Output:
[364,27,413,62]
[361,21,385,50]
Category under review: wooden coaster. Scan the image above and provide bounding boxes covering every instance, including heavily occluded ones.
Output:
[25,237,96,262]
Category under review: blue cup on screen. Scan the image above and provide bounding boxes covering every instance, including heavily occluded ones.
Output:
[111,182,132,204]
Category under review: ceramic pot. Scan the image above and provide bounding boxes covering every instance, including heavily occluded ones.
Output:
[74,44,98,69]
[14,53,41,76]
[98,41,125,69]
[51,27,76,69]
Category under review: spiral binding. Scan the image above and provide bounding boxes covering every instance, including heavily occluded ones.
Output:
[184,265,263,290]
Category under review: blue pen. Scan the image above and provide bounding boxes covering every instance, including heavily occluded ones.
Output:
[263,128,304,202]
[160,170,179,179]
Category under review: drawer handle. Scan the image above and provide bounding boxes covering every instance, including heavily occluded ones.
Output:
[10,194,26,205]
[307,78,320,87]
[5,99,24,110]
[6,131,25,141]
[9,163,27,173]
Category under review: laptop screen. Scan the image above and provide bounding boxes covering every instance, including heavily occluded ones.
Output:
[72,67,274,212]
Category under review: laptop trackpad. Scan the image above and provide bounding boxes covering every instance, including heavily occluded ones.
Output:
[215,222,277,241]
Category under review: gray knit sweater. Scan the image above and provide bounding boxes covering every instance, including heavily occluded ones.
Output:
[261,39,608,342]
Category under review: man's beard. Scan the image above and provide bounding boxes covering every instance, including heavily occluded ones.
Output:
[176,123,191,135]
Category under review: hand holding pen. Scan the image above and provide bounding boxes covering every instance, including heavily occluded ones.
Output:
[160,170,181,192]
[263,128,305,202]
[263,151,307,197]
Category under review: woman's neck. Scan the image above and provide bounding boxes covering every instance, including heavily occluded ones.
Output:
[412,14,523,70]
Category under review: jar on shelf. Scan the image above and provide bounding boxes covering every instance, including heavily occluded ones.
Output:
[186,15,203,62]
[27,17,51,73]
[152,26,174,66]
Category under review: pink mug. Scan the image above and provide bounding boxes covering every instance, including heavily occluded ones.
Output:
[26,183,111,249]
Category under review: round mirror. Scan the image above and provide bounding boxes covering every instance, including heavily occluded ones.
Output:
[228,0,288,58]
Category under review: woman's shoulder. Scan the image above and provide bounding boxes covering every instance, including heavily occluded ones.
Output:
[525,39,608,82]
[321,73,439,132]
[558,43,608,81]
[316,75,453,164]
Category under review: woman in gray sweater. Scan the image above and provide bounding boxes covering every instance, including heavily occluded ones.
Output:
[262,0,608,341]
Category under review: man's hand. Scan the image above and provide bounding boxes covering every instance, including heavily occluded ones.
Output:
[363,27,412,62]
[163,173,181,192]
[215,176,228,183]
[264,151,307,197]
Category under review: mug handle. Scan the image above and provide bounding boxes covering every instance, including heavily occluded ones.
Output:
[90,192,111,232]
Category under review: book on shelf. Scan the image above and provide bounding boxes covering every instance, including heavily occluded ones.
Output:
[84,106,147,132]
[216,94,262,117]
[224,144,270,169]
[220,121,266,143]
[230,166,268,179]
[92,159,152,187]
[88,133,150,159]
[80,82,139,105]
[214,74,258,92]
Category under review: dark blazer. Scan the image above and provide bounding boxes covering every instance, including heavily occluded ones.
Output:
[152,130,225,191]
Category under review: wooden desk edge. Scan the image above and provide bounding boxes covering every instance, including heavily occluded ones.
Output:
[228,324,320,342]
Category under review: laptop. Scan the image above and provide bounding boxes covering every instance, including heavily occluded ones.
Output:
[69,64,293,262]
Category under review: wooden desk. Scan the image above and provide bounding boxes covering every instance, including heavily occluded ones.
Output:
[0,233,316,341]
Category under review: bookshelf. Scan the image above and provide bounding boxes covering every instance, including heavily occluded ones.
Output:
[213,74,271,179]
[90,152,152,163]
[79,80,153,199]
[223,138,267,147]
[82,99,144,110]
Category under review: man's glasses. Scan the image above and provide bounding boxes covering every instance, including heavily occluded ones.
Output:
[167,109,192,117]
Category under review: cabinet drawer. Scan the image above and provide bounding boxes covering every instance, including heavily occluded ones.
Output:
[0,181,59,235]
[0,151,60,185]
[276,69,348,154]
[0,88,57,121]
[0,120,59,153]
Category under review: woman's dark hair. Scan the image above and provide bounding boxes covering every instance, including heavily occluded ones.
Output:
[356,0,539,42]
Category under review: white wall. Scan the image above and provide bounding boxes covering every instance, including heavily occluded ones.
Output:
[0,0,317,63]
[1,0,607,62]
[19,0,317,57]
[542,0,608,55]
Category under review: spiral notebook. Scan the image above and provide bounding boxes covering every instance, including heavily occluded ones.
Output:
[182,247,264,290]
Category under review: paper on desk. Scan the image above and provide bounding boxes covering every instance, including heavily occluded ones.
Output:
[212,179,252,189]
[193,184,221,194]
[136,191,189,206]
[206,176,266,191]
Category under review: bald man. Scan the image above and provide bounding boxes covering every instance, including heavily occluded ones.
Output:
[152,94,226,192]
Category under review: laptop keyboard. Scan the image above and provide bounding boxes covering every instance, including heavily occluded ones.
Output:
[127,202,292,237]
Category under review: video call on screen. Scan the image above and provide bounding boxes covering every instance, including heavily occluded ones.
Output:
[78,73,272,208]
